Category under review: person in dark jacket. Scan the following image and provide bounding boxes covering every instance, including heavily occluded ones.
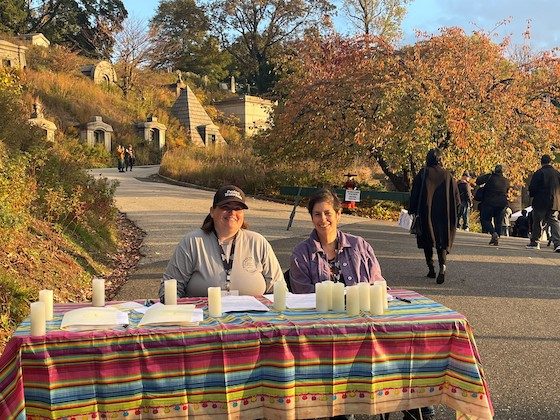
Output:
[476,165,510,246]
[526,154,560,251]
[409,148,460,285]
[514,209,530,238]
[457,171,473,230]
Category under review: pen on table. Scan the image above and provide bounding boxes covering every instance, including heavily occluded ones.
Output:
[395,296,411,303]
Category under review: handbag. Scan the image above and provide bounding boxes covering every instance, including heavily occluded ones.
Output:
[410,214,422,236]
[398,209,413,230]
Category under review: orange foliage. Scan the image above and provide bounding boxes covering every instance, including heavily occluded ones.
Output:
[262,29,560,191]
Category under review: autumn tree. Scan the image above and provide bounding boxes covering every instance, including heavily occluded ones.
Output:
[259,29,560,191]
[342,0,411,41]
[148,0,230,83]
[206,0,335,94]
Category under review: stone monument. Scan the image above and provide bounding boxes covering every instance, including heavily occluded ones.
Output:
[80,116,113,151]
[136,115,167,149]
[28,97,57,142]
[81,60,117,86]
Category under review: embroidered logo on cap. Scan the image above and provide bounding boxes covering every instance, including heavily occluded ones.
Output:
[224,190,243,200]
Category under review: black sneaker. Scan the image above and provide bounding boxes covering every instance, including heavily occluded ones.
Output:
[526,243,540,250]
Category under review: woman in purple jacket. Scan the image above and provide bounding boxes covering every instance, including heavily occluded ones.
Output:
[289,188,385,293]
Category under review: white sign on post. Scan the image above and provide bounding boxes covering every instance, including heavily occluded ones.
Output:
[344,189,361,202]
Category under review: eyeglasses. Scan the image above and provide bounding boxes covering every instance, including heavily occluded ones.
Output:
[218,205,244,212]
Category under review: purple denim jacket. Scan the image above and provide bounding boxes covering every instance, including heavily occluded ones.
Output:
[289,230,385,294]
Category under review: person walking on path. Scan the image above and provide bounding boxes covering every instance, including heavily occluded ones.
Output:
[125,144,135,171]
[457,171,473,231]
[116,144,125,172]
[409,148,460,284]
[502,206,512,236]
[476,165,510,246]
[526,154,560,251]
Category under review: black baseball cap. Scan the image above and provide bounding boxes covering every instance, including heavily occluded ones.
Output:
[213,185,248,209]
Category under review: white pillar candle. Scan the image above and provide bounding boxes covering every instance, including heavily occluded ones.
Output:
[370,284,384,315]
[39,289,53,321]
[207,287,222,317]
[323,280,334,310]
[374,280,388,309]
[273,280,287,311]
[332,282,345,312]
[346,285,360,316]
[164,279,177,305]
[358,282,371,311]
[30,301,46,336]
[315,282,329,313]
[92,277,105,307]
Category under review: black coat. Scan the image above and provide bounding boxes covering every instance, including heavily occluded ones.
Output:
[529,164,560,211]
[476,172,509,208]
[409,165,460,251]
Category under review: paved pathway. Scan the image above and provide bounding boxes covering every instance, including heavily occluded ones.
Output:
[95,165,560,419]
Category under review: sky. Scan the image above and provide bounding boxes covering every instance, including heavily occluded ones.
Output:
[122,0,560,52]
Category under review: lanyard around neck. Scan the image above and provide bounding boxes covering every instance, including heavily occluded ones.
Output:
[215,232,237,292]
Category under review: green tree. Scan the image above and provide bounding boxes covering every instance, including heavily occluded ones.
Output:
[0,0,27,34]
[207,0,335,94]
[149,0,230,83]
[342,0,411,41]
[3,0,127,58]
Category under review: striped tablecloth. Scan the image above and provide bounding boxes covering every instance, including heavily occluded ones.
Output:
[0,290,493,419]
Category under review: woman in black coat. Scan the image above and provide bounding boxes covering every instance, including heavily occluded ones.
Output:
[409,149,460,284]
[476,165,510,246]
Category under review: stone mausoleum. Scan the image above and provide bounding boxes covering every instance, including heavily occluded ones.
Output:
[136,116,167,149]
[214,95,275,137]
[80,116,113,152]
[81,60,117,86]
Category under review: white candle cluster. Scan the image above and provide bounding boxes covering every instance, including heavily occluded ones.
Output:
[347,283,386,316]
[31,289,55,336]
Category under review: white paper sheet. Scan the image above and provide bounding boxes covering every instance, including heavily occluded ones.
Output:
[108,301,146,312]
[60,306,129,331]
[138,304,197,327]
[221,295,270,312]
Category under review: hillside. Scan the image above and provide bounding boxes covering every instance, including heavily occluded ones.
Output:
[0,44,200,353]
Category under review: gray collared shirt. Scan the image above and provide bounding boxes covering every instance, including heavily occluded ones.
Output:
[289,229,385,294]
[161,228,283,299]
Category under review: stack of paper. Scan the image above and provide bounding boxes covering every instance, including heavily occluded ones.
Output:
[138,304,198,327]
[221,295,270,312]
[60,307,129,331]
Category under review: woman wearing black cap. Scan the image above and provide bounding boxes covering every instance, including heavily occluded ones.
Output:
[159,185,284,299]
